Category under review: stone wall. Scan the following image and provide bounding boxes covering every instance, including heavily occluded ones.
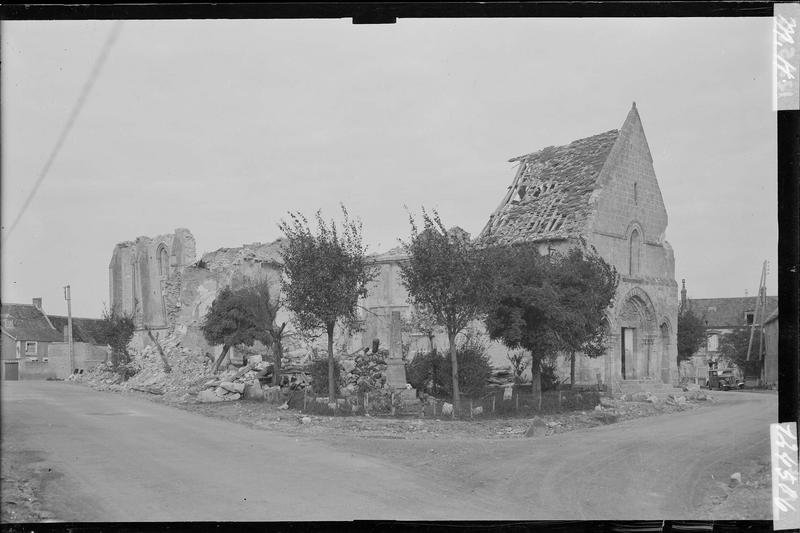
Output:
[114,235,288,358]
[47,342,109,379]
[109,228,196,329]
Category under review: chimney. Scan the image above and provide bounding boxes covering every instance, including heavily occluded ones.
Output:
[32,297,42,311]
[680,279,687,309]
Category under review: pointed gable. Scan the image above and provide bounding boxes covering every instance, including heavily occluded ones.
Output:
[480,129,619,245]
[587,102,667,243]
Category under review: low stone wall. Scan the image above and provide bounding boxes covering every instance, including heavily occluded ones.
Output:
[19,360,57,380]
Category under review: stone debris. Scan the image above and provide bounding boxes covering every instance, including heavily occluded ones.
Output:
[243,381,264,401]
[339,349,389,396]
[631,391,650,402]
[80,330,279,403]
[665,394,687,407]
[730,472,742,486]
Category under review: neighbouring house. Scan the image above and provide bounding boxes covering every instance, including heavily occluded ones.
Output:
[762,308,778,388]
[679,281,778,385]
[1,298,107,380]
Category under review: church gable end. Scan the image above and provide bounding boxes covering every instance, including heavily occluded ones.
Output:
[588,103,668,246]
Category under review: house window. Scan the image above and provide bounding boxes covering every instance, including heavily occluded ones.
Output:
[25,341,38,355]
[745,311,754,325]
[634,182,638,205]
[629,229,641,275]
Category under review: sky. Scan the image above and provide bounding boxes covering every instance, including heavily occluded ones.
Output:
[1,17,777,318]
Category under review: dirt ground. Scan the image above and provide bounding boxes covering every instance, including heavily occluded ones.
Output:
[1,449,59,523]
[81,381,721,440]
[2,383,771,523]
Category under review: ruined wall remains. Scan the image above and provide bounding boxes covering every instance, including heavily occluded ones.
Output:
[109,228,196,330]
[111,231,289,358]
[166,240,286,356]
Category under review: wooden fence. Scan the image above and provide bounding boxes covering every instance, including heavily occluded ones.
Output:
[285,385,602,418]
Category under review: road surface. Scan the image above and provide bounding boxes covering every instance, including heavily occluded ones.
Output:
[1,382,775,521]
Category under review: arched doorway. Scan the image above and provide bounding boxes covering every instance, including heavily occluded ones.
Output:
[616,288,658,381]
[659,321,672,384]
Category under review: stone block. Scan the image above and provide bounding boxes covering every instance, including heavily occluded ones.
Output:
[243,381,264,401]
[197,389,225,403]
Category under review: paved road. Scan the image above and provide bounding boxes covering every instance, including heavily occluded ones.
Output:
[1,382,776,521]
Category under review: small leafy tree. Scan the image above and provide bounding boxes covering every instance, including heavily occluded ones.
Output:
[440,332,493,399]
[719,328,761,378]
[507,349,529,384]
[548,246,617,385]
[677,305,706,364]
[94,306,136,379]
[406,350,449,397]
[483,242,617,409]
[246,278,288,386]
[279,205,376,402]
[201,284,271,374]
[408,305,444,354]
[400,210,489,412]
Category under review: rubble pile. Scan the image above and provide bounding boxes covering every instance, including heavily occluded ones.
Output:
[195,357,271,403]
[339,349,389,396]
[80,333,211,399]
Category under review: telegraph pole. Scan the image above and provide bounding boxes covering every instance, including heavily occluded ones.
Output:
[64,285,74,373]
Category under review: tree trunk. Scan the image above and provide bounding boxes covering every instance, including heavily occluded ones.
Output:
[146,328,172,373]
[273,328,284,387]
[531,360,542,411]
[212,344,230,374]
[570,352,575,387]
[448,330,461,414]
[327,322,336,403]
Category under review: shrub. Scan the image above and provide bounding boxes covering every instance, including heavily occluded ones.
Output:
[441,334,493,399]
[406,349,449,397]
[307,357,342,396]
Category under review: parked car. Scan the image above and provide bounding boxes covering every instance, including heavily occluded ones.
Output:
[706,369,744,390]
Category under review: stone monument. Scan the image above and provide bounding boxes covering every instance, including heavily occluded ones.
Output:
[385,311,417,402]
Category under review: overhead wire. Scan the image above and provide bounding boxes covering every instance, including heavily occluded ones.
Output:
[2,21,124,244]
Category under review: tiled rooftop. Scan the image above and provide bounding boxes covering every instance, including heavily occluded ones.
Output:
[480,129,619,245]
[686,296,778,329]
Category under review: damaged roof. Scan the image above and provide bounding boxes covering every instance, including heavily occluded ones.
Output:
[200,239,285,270]
[480,129,619,245]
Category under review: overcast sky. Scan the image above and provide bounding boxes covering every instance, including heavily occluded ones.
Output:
[1,17,777,318]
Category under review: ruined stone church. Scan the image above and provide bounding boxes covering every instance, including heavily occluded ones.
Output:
[479,103,679,386]
[108,103,679,387]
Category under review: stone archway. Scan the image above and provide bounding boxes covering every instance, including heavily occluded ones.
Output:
[615,287,658,380]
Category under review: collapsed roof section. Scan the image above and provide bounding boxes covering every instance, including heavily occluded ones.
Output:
[480,129,619,245]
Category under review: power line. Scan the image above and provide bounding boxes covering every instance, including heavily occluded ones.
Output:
[2,21,124,244]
